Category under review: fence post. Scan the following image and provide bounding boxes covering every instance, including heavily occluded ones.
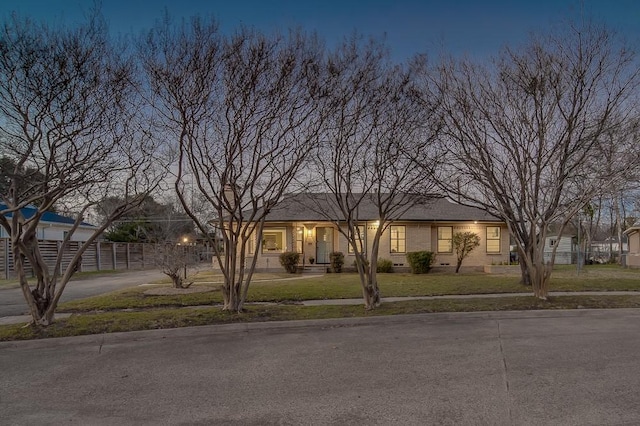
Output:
[126,243,130,270]
[96,242,101,271]
[112,243,117,270]
[3,238,8,280]
[56,241,62,273]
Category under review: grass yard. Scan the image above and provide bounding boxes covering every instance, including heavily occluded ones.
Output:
[58,264,640,312]
[1,264,639,342]
[3,294,640,341]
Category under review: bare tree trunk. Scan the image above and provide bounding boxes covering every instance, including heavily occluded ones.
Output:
[225,282,243,313]
[363,226,383,309]
[13,239,41,323]
[614,192,625,264]
[517,246,531,286]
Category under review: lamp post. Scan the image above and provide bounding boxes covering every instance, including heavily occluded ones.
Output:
[182,236,189,278]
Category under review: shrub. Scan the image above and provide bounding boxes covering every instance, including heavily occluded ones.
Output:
[279,252,300,273]
[352,258,370,268]
[376,258,394,273]
[329,251,344,273]
[406,251,435,274]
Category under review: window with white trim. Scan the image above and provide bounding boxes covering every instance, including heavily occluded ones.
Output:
[486,226,501,253]
[295,226,304,253]
[247,232,255,254]
[437,226,453,253]
[390,225,406,253]
[349,225,366,254]
[262,229,286,253]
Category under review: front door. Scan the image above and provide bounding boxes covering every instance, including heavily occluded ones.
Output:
[316,227,333,264]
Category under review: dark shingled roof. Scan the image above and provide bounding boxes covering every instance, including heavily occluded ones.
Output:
[261,193,501,222]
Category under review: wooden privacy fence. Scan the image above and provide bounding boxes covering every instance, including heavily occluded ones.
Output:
[0,239,202,279]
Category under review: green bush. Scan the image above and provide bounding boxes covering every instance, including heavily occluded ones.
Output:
[406,251,435,274]
[329,251,345,273]
[376,258,394,273]
[352,258,370,269]
[279,252,300,274]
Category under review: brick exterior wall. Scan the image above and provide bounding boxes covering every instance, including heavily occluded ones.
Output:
[246,221,509,271]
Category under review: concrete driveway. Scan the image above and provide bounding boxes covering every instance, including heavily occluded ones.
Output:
[2,308,640,425]
[0,269,167,317]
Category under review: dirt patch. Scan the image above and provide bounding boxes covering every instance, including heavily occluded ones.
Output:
[143,286,216,296]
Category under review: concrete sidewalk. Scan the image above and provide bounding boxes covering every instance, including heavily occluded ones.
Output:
[3,290,639,326]
[300,290,640,305]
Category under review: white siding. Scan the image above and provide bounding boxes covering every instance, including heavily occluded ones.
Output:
[544,236,575,264]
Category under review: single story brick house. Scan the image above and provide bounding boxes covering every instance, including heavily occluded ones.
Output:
[623,226,640,268]
[244,193,509,272]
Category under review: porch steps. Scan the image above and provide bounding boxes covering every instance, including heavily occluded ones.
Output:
[300,265,329,274]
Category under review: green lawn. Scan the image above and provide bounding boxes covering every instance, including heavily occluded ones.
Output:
[3,294,640,342]
[2,264,639,342]
[58,265,640,312]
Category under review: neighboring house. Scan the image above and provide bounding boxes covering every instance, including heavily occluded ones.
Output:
[590,236,628,263]
[543,235,577,265]
[0,204,98,241]
[242,193,509,271]
[623,227,640,269]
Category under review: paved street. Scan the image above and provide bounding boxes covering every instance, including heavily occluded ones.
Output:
[2,309,640,425]
[0,269,167,317]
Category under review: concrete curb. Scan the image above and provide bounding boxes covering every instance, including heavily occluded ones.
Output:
[301,291,640,306]
[3,307,640,350]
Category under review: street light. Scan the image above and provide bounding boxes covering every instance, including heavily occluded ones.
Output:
[182,236,189,278]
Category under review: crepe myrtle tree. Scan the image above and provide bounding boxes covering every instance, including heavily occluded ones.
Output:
[150,240,195,289]
[309,37,441,309]
[0,14,167,325]
[422,21,640,299]
[141,16,324,312]
[144,200,197,289]
[452,231,480,273]
[98,195,197,287]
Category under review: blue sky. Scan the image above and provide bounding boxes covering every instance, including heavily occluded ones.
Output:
[1,0,639,60]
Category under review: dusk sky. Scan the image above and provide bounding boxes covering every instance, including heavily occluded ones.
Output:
[0,0,639,60]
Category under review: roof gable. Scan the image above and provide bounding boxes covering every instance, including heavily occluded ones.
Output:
[624,226,640,236]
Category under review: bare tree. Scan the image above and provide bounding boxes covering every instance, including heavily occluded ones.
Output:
[452,231,480,273]
[426,22,640,299]
[0,14,166,325]
[143,199,197,288]
[311,39,440,309]
[141,17,323,312]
